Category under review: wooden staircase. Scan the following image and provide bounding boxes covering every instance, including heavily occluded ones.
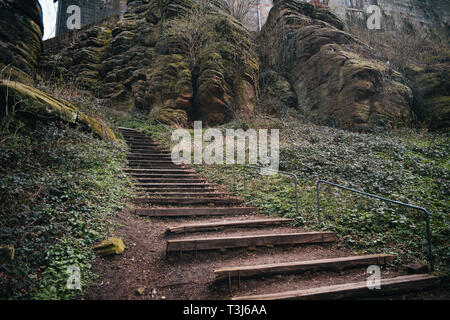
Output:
[118,127,439,300]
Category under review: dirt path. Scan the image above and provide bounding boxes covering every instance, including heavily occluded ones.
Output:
[83,127,447,300]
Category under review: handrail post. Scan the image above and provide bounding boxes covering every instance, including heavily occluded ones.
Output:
[243,166,247,195]
[232,165,236,192]
[424,210,434,272]
[294,176,299,215]
[316,181,321,225]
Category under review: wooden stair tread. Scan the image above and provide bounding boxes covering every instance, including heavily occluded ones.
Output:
[166,232,337,252]
[231,274,440,300]
[214,254,395,280]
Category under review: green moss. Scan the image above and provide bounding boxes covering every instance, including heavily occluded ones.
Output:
[0,80,116,142]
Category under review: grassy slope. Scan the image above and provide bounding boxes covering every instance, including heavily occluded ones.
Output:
[117,112,449,278]
[0,120,133,299]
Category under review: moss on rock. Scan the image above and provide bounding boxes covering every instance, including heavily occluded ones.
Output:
[0,80,116,141]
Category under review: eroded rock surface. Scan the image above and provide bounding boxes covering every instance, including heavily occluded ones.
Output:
[258,0,414,131]
[41,0,259,126]
[0,0,43,84]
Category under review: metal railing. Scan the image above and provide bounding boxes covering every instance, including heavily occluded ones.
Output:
[316,179,434,271]
[232,165,300,215]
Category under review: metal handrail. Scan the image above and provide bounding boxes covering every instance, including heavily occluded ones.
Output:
[316,179,434,271]
[233,165,299,215]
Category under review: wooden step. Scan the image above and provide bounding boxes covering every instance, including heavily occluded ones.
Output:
[128,156,173,161]
[134,183,213,187]
[129,160,175,164]
[130,174,198,178]
[167,218,293,234]
[128,151,172,156]
[124,168,195,173]
[137,192,231,198]
[136,188,216,193]
[214,254,396,281]
[127,144,161,148]
[135,178,206,183]
[133,197,243,205]
[118,127,139,132]
[166,232,337,253]
[232,274,440,300]
[128,164,181,169]
[130,148,172,153]
[135,207,256,217]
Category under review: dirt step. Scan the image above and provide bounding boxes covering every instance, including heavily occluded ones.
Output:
[135,207,256,217]
[167,218,293,234]
[166,232,337,253]
[214,254,395,281]
[231,274,440,300]
[133,197,243,205]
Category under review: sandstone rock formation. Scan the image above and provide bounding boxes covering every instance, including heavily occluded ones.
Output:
[41,0,259,126]
[0,0,43,84]
[405,65,450,131]
[258,0,414,131]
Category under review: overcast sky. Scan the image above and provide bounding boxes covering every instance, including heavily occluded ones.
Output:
[39,0,58,40]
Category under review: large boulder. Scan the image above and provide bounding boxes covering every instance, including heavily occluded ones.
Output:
[0,0,43,84]
[258,0,414,131]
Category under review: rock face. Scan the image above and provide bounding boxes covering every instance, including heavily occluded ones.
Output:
[41,0,259,126]
[258,0,414,131]
[0,0,43,84]
[406,65,450,131]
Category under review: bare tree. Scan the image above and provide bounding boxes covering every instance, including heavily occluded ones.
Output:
[162,0,215,70]
[226,0,257,25]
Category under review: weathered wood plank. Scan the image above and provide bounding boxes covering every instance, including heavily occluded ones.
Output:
[133,197,243,205]
[135,207,256,217]
[168,218,293,234]
[232,274,440,300]
[166,232,337,252]
[214,254,395,281]
[134,178,206,183]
